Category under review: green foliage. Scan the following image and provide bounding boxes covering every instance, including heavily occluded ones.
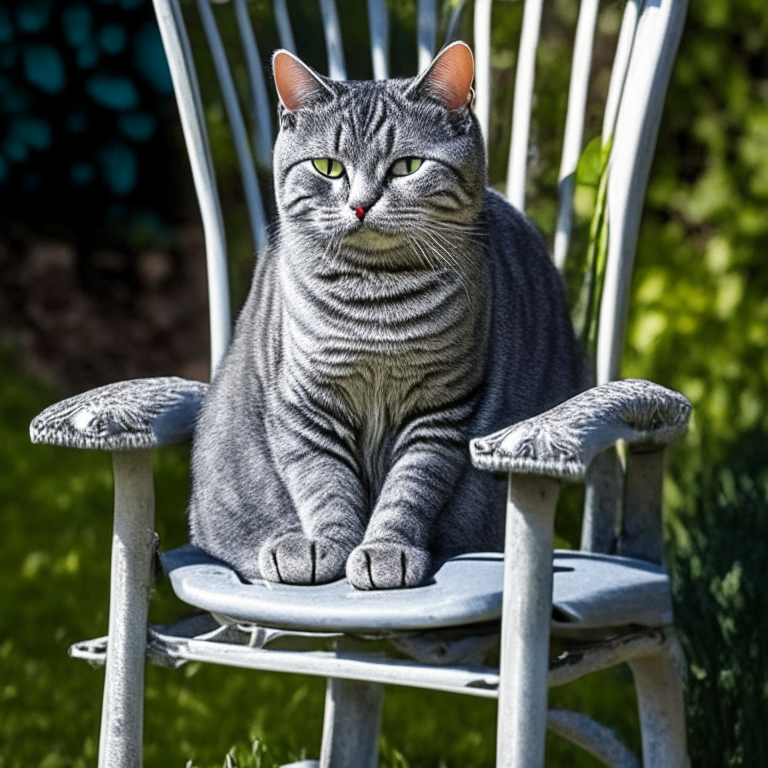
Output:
[570,135,611,359]
[668,463,768,767]
[620,0,768,466]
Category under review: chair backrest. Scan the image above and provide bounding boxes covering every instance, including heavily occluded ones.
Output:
[151,0,687,551]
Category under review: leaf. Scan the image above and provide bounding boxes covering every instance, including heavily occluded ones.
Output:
[575,135,610,188]
[572,135,613,360]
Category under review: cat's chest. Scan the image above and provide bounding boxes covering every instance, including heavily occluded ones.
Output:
[339,364,413,427]
[276,261,487,424]
[283,266,477,367]
[283,295,472,416]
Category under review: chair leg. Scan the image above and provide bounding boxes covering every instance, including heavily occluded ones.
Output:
[319,677,384,768]
[629,638,689,768]
[497,475,560,768]
[98,450,156,768]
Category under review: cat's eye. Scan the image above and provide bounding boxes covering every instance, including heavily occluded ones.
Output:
[312,158,344,178]
[391,157,423,177]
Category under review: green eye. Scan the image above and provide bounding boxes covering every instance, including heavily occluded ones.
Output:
[391,157,423,177]
[312,158,344,178]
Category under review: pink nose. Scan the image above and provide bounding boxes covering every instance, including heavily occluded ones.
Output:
[355,206,365,220]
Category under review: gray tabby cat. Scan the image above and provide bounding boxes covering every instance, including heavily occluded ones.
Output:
[189,42,584,590]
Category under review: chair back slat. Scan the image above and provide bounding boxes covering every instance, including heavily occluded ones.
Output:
[233,0,273,169]
[553,0,599,272]
[151,0,687,391]
[319,0,347,80]
[472,0,492,148]
[505,0,544,212]
[602,0,641,145]
[152,0,231,375]
[197,0,268,254]
[274,0,296,52]
[367,0,390,80]
[417,0,437,72]
[596,0,687,385]
[445,0,468,47]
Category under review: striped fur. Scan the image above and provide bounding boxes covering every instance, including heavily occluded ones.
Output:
[189,49,584,590]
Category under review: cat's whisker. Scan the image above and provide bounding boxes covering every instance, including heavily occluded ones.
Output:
[418,224,472,272]
[406,233,436,272]
[420,228,483,261]
[422,220,480,247]
[411,233,461,288]
[421,220,483,245]
[426,227,483,305]
[417,229,475,308]
[328,233,345,266]
[321,237,335,265]
[399,212,482,236]
[414,234,442,273]
[420,233,460,276]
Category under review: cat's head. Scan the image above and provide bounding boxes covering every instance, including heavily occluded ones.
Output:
[271,42,486,268]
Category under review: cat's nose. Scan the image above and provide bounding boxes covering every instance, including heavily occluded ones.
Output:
[349,196,374,218]
[348,173,379,218]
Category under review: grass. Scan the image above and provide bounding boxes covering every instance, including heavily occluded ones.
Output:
[0,356,642,767]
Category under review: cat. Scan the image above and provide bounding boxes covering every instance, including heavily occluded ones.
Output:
[188,41,584,590]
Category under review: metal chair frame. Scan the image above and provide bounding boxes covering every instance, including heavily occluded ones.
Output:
[30,1,692,766]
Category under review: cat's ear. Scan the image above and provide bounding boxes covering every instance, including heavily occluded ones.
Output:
[406,41,474,111]
[272,50,333,111]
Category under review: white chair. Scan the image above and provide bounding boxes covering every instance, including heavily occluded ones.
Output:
[30,1,691,766]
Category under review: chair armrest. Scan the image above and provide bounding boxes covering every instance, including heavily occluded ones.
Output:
[470,379,691,481]
[29,377,209,450]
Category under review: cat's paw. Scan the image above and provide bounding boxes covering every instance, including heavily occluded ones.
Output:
[258,532,348,585]
[346,542,432,590]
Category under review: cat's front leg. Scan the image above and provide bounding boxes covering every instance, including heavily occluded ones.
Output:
[347,421,467,590]
[261,400,369,585]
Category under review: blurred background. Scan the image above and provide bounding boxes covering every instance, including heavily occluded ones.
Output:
[1,0,767,766]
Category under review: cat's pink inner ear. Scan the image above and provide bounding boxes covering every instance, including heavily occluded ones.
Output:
[273,51,324,111]
[423,42,474,110]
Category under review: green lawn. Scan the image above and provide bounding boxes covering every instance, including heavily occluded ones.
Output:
[0,358,644,767]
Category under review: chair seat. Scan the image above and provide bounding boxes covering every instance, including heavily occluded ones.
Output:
[161,545,673,634]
